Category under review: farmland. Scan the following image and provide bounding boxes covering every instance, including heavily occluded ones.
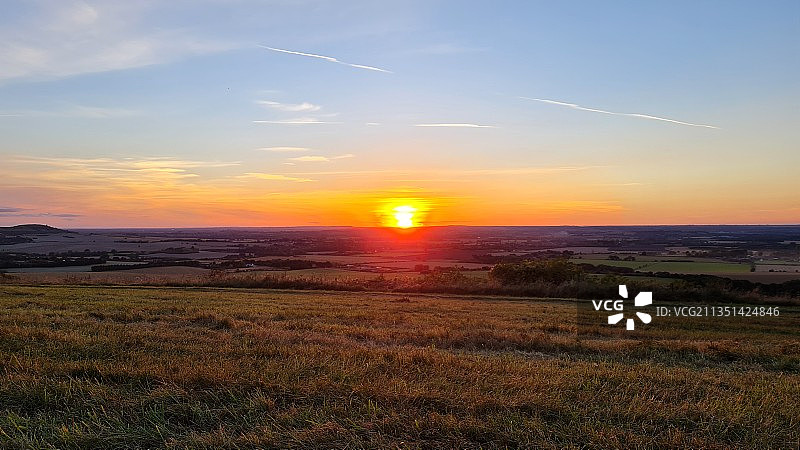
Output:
[0,286,797,448]
[4,225,800,286]
[571,257,752,274]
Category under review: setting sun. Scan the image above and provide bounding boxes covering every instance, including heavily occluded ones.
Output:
[375,198,432,228]
[393,205,416,228]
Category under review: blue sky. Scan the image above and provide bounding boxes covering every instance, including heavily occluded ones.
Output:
[0,1,798,226]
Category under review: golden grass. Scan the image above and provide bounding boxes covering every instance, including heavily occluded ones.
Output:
[0,286,798,448]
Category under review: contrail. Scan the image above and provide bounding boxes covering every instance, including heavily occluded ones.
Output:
[258,45,392,73]
[520,97,718,129]
[253,118,340,124]
[415,123,496,128]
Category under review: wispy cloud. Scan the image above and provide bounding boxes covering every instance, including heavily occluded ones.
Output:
[253,118,340,125]
[1,155,241,202]
[283,166,593,176]
[257,100,321,112]
[289,153,355,163]
[237,173,313,182]
[12,155,238,170]
[415,123,496,128]
[520,97,719,129]
[459,166,592,175]
[289,156,330,162]
[258,45,392,73]
[0,3,235,83]
[540,200,624,214]
[0,211,81,218]
[757,207,800,213]
[258,147,311,152]
[0,154,323,226]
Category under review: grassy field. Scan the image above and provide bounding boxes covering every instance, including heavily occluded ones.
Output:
[572,258,752,274]
[6,268,424,286]
[0,286,798,448]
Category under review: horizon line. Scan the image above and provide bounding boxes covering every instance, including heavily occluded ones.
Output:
[5,223,799,230]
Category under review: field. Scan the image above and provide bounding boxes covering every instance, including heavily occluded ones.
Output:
[571,257,753,274]
[1,286,798,448]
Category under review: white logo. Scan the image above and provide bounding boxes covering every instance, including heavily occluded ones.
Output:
[592,285,653,330]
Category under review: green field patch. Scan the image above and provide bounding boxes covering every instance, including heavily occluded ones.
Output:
[573,258,751,274]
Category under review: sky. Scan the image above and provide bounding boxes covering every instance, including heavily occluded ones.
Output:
[0,0,798,227]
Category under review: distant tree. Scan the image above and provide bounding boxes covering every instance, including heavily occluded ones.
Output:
[489,259,583,285]
[599,274,628,286]
[421,267,469,285]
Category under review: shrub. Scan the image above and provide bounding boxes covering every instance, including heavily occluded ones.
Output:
[420,267,471,286]
[489,259,584,285]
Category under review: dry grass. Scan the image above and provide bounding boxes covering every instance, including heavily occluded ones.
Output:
[0,286,798,448]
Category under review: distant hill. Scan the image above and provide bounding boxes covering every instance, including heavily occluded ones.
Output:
[0,224,71,236]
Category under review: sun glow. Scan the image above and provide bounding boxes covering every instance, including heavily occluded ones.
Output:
[392,205,416,228]
[376,198,431,228]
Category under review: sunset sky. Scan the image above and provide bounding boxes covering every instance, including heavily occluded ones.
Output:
[1,1,798,227]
